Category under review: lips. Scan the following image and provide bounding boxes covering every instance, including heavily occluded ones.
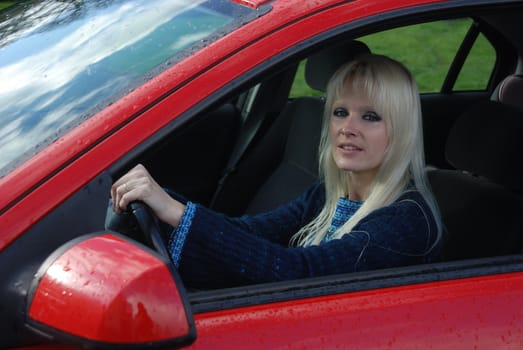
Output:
[338,143,362,151]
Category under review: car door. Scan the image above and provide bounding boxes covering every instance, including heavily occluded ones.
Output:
[181,1,523,348]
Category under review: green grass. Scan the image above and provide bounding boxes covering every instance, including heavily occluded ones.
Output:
[0,2,15,10]
[290,18,496,97]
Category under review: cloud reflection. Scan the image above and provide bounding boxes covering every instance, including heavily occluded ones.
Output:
[0,0,211,175]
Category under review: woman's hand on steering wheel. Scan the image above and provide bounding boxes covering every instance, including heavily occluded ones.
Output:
[111,164,186,228]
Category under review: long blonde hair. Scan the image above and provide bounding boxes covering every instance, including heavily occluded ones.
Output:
[293,54,442,247]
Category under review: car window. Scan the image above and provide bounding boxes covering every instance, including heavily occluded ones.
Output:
[289,18,496,97]
[359,18,496,93]
[0,0,259,178]
[289,61,325,98]
[453,31,496,91]
[0,2,14,11]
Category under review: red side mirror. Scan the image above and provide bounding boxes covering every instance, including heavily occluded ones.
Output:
[26,233,195,348]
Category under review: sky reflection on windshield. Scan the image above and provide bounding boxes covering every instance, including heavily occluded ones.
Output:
[0,0,225,176]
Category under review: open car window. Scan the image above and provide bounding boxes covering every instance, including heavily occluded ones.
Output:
[165,9,522,303]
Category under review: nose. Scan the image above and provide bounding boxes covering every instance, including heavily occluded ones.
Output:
[339,115,359,136]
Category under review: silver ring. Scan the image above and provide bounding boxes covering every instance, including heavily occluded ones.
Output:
[124,183,129,192]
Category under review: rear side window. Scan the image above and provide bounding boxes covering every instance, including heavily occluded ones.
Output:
[290,18,496,96]
[453,32,496,91]
[360,18,496,93]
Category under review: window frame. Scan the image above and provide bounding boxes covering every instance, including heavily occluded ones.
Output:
[104,0,523,312]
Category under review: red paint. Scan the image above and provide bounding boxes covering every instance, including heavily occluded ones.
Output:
[230,0,272,9]
[190,272,523,349]
[16,272,523,349]
[28,234,189,343]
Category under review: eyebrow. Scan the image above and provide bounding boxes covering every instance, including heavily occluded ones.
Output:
[332,102,377,111]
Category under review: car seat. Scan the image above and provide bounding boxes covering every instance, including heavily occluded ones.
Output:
[491,73,523,112]
[427,100,523,260]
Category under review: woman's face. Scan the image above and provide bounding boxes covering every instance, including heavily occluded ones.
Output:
[329,85,389,180]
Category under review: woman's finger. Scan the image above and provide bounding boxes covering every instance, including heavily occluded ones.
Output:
[111,164,149,212]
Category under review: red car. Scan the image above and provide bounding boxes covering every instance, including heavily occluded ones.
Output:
[2,0,523,348]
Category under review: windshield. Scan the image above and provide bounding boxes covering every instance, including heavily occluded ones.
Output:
[0,0,259,177]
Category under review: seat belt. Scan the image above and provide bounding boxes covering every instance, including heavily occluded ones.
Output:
[209,66,297,208]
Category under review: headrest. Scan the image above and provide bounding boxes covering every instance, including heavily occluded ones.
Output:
[445,100,523,190]
[305,40,371,92]
[492,74,523,112]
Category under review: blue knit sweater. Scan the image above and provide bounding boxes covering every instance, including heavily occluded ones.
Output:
[167,182,440,288]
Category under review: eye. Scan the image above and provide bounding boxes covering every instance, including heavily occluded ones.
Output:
[332,107,348,118]
[362,111,382,122]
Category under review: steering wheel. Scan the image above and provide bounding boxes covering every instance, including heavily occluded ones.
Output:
[129,201,172,263]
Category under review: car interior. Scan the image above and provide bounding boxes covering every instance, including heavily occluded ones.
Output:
[138,7,523,269]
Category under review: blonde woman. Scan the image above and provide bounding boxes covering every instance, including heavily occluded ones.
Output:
[112,54,442,288]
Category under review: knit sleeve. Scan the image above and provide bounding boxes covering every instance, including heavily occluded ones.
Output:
[174,188,439,289]
[166,182,324,283]
[167,202,197,268]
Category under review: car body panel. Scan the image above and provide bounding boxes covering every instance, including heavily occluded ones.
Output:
[191,272,523,349]
[13,270,523,349]
[230,0,272,8]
